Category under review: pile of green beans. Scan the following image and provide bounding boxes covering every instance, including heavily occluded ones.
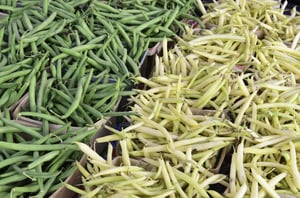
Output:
[0,0,136,120]
[0,0,201,123]
[68,0,300,197]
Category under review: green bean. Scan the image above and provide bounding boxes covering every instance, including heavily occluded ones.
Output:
[164,6,179,28]
[9,32,17,62]
[60,77,84,119]
[41,0,49,14]
[52,104,84,125]
[27,151,61,169]
[0,82,19,89]
[0,141,77,151]
[49,62,57,78]
[10,164,30,182]
[30,41,38,55]
[41,119,49,136]
[0,117,43,139]
[84,88,97,104]
[0,13,9,24]
[58,47,81,58]
[87,82,116,93]
[135,14,166,32]
[90,88,116,101]
[2,109,13,143]
[61,62,77,81]
[0,26,4,47]
[88,50,110,67]
[82,104,103,119]
[118,10,163,24]
[92,1,119,13]
[48,150,75,173]
[37,70,48,110]
[78,18,95,39]
[134,38,150,62]
[110,35,120,53]
[68,0,89,7]
[99,92,120,113]
[51,0,74,13]
[22,33,45,43]
[70,44,100,52]
[12,21,21,41]
[23,170,60,179]
[34,171,60,198]
[87,35,106,44]
[121,49,139,75]
[93,92,116,109]
[78,57,87,78]
[0,89,11,107]
[101,50,119,73]
[76,105,94,125]
[97,30,118,57]
[49,123,72,136]
[54,35,71,48]
[29,75,37,112]
[130,30,138,57]
[0,5,14,12]
[19,112,65,126]
[50,88,72,104]
[82,69,93,98]
[121,48,128,64]
[0,171,16,179]
[32,151,44,191]
[0,174,27,186]
[95,15,115,33]
[109,47,129,76]
[56,59,62,81]
[75,24,92,41]
[0,55,7,67]
[29,12,57,35]
[47,127,85,144]
[27,10,44,24]
[68,52,87,88]
[73,29,81,46]
[49,4,76,19]
[10,184,39,197]
[64,128,97,143]
[0,155,32,169]
[86,56,104,70]
[57,166,77,181]
[43,78,54,108]
[39,20,68,44]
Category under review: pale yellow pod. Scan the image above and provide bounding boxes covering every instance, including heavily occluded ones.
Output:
[251,168,281,198]
[75,142,106,164]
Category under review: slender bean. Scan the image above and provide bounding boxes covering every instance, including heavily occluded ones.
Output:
[0,174,27,186]
[60,77,84,119]
[0,155,32,169]
[19,112,65,126]
[0,89,10,107]
[0,141,77,151]
[0,117,43,139]
[29,12,57,35]
[27,151,61,169]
